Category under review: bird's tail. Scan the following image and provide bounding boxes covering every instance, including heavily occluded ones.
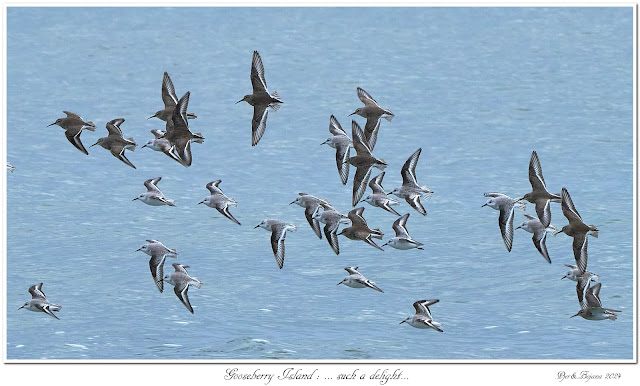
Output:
[605,312,618,321]
[270,91,283,104]
[166,250,178,258]
[191,278,203,289]
[126,138,137,151]
[191,133,205,143]
[420,187,434,197]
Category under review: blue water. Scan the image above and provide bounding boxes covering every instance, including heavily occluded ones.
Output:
[5,7,634,360]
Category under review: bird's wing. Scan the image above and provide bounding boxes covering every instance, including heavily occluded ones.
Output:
[251,105,269,146]
[161,72,179,107]
[401,148,422,186]
[250,50,268,93]
[392,213,411,237]
[357,87,380,107]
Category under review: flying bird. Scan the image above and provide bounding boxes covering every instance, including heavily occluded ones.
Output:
[48,111,96,155]
[90,118,137,168]
[236,51,283,146]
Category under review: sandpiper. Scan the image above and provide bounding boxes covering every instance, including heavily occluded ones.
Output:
[255,219,297,269]
[346,121,387,206]
[136,240,178,293]
[162,91,198,167]
[149,129,204,144]
[337,267,383,293]
[360,171,401,216]
[516,151,561,227]
[338,207,384,251]
[321,115,352,185]
[555,187,599,268]
[382,213,424,250]
[348,87,394,150]
[290,193,334,239]
[389,148,432,216]
[559,215,599,282]
[400,299,443,332]
[163,263,202,314]
[133,177,175,206]
[198,180,240,225]
[142,129,187,166]
[572,275,620,321]
[142,129,204,166]
[48,111,96,155]
[312,206,350,255]
[562,262,600,283]
[148,72,197,121]
[19,283,61,320]
[515,214,557,264]
[236,51,283,146]
[7,162,15,173]
[482,192,526,252]
[90,118,137,169]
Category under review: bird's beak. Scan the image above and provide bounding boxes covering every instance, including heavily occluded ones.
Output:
[135,247,142,252]
[399,320,406,324]
[132,197,139,201]
[570,313,579,318]
[561,275,567,280]
[236,99,243,104]
[254,224,260,229]
[515,226,522,230]
[147,115,154,120]
[89,142,98,148]
[481,203,488,207]
[381,242,388,247]
[142,144,148,148]
[18,305,25,310]
[348,112,356,117]
[337,282,342,286]
[289,201,295,205]
[197,200,204,205]
[47,122,56,127]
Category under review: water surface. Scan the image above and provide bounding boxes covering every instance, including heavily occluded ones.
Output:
[5,6,634,360]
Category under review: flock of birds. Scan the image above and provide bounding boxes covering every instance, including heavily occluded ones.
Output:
[481,151,619,321]
[14,51,617,333]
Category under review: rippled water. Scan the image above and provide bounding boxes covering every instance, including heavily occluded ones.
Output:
[5,6,634,360]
